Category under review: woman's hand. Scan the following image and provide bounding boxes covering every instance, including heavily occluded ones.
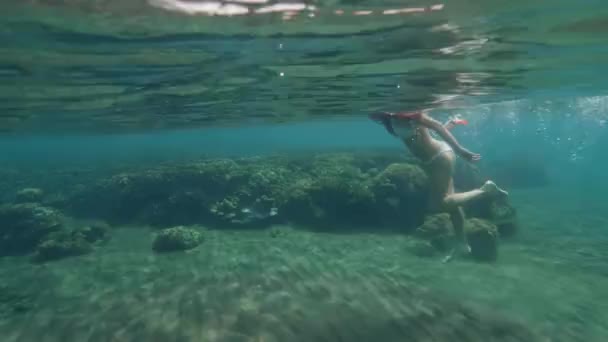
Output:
[458,148,481,163]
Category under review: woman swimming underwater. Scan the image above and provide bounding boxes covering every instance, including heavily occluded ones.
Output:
[370,110,508,261]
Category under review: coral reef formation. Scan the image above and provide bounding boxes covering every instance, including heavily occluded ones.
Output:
[63,153,431,231]
[1,152,518,262]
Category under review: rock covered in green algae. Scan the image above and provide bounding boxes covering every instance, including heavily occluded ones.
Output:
[372,163,429,196]
[489,201,518,237]
[268,225,291,238]
[466,199,518,238]
[0,203,63,256]
[79,221,111,244]
[152,226,203,253]
[416,214,499,262]
[371,163,429,228]
[14,188,45,203]
[63,153,436,230]
[307,164,376,225]
[32,221,111,262]
[415,213,454,252]
[0,202,111,260]
[465,218,499,262]
[33,230,93,262]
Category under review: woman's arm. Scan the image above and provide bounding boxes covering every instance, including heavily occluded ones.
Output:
[443,115,467,130]
[417,113,480,162]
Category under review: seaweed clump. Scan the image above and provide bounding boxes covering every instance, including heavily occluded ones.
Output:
[152,226,203,253]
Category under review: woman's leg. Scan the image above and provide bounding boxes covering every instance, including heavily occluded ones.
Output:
[444,181,508,208]
[426,154,470,261]
[427,153,508,261]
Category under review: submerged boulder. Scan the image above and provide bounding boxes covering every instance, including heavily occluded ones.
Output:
[466,199,518,238]
[465,218,499,262]
[0,203,63,256]
[14,188,45,204]
[33,230,93,262]
[276,156,378,227]
[79,221,111,244]
[415,214,499,262]
[32,221,110,262]
[415,213,453,252]
[371,163,429,229]
[152,226,203,253]
[62,154,434,231]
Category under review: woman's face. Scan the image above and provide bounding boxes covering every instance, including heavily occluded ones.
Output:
[391,117,416,139]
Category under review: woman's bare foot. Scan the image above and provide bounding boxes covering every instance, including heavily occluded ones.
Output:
[442,241,471,263]
[481,180,509,197]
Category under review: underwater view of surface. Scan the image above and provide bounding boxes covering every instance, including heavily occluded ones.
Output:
[2,0,608,341]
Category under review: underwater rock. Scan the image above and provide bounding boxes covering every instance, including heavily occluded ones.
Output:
[371,163,429,229]
[372,163,428,196]
[0,203,63,256]
[466,199,518,238]
[79,221,111,244]
[465,218,499,262]
[63,153,434,230]
[308,164,376,225]
[33,230,93,262]
[415,213,453,252]
[152,226,203,253]
[14,188,45,203]
[488,201,518,237]
[416,214,499,262]
[139,190,210,226]
[268,225,291,238]
[32,221,110,262]
[275,156,380,227]
[209,194,279,226]
[66,157,291,227]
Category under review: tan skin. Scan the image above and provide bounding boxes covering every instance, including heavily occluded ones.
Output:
[393,112,494,257]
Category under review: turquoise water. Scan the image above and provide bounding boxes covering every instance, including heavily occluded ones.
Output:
[2,1,608,341]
